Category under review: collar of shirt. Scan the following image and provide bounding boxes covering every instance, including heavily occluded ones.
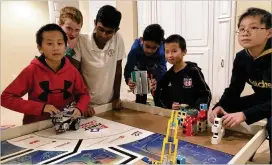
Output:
[90,29,115,52]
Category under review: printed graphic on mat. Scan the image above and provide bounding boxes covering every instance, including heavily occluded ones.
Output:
[1,141,26,157]
[1,125,16,131]
[119,133,233,164]
[3,150,66,164]
[57,149,124,164]
[81,120,108,130]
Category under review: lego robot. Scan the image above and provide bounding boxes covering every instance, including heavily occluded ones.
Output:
[51,102,81,134]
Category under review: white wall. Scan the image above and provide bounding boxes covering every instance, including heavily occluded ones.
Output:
[1,1,50,126]
[116,0,138,101]
[0,1,138,126]
[1,1,50,90]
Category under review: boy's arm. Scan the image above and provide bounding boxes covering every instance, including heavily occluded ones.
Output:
[193,68,212,108]
[214,54,247,110]
[65,47,81,70]
[1,68,45,115]
[73,70,91,114]
[124,40,139,84]
[154,74,172,109]
[112,33,126,101]
[112,60,122,101]
[156,47,167,81]
[243,100,271,125]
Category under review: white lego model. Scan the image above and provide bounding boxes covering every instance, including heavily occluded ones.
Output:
[131,71,150,95]
[211,117,225,144]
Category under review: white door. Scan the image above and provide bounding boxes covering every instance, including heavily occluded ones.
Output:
[212,1,236,104]
[48,0,79,24]
[179,1,213,88]
[138,1,213,86]
[137,1,236,105]
[137,1,158,37]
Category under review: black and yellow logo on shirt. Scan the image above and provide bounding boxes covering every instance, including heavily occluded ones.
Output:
[249,79,272,88]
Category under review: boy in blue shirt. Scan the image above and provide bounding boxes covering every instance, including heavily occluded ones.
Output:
[124,24,167,104]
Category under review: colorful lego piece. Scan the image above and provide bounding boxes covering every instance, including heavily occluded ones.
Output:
[197,106,208,133]
[176,155,186,164]
[142,157,152,164]
[180,104,189,112]
[194,104,208,133]
[200,103,208,111]
[179,104,209,136]
[182,109,198,136]
[179,104,189,126]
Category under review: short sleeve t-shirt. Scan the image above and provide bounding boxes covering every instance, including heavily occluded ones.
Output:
[75,32,126,105]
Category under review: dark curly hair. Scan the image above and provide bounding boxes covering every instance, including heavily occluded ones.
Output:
[165,34,186,52]
[95,5,122,30]
[238,7,271,29]
[143,24,165,44]
[36,23,67,47]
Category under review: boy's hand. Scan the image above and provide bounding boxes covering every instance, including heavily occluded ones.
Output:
[150,78,157,91]
[209,106,228,124]
[172,102,181,110]
[83,107,95,118]
[72,108,81,119]
[128,78,136,91]
[67,37,78,49]
[44,104,61,115]
[222,112,246,128]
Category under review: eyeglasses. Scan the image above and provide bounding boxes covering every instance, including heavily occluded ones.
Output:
[236,27,268,35]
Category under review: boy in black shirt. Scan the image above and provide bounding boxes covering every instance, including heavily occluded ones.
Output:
[209,8,271,163]
[155,34,211,110]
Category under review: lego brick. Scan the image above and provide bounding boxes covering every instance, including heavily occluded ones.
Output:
[142,157,152,164]
[211,134,222,144]
[171,122,176,128]
[198,121,207,132]
[212,125,222,133]
[214,117,223,126]
[176,155,186,164]
[168,137,174,142]
[180,104,189,112]
[177,118,182,126]
[200,104,208,111]
[180,116,187,125]
[187,109,198,117]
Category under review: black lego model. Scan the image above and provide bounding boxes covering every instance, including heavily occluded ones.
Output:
[51,102,81,134]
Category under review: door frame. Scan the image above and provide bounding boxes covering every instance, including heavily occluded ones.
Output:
[228,1,237,86]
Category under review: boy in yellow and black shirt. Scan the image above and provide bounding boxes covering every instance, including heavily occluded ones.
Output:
[209,7,272,163]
